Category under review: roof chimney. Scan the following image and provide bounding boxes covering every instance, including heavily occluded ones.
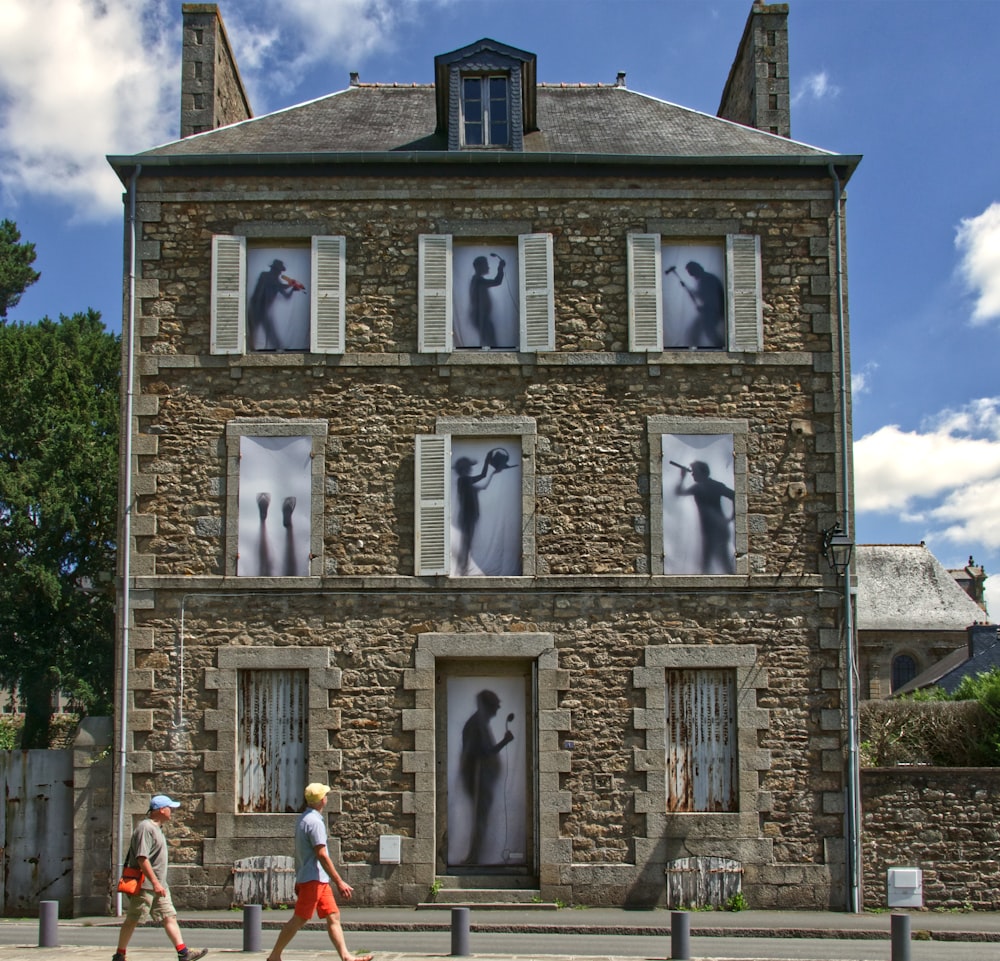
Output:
[717,2,790,138]
[968,623,999,658]
[615,72,627,88]
[350,72,360,86]
[180,4,252,138]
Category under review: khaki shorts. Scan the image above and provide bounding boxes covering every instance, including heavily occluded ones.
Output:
[125,887,177,924]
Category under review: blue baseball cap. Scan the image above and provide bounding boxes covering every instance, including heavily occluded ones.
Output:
[149,794,181,811]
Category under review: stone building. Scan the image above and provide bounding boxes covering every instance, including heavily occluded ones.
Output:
[109,2,861,910]
[856,543,988,697]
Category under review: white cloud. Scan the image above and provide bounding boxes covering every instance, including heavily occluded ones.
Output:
[792,70,840,107]
[985,576,999,621]
[852,360,878,396]
[956,202,1000,324]
[0,0,447,222]
[855,398,1000,555]
[0,0,178,221]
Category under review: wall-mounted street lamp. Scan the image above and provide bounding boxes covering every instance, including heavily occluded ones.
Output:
[822,524,854,577]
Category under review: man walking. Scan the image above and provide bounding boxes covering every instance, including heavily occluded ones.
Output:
[266,783,373,961]
[112,794,207,961]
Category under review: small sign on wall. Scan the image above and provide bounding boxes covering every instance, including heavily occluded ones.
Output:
[379,835,402,865]
[887,866,923,908]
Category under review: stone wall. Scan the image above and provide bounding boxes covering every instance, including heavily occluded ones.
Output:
[861,768,1000,910]
[119,164,853,909]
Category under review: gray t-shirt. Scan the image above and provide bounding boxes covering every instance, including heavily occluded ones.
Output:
[294,807,330,884]
[129,818,168,890]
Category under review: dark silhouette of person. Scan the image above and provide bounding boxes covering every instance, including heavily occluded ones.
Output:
[256,492,272,576]
[665,260,725,348]
[469,254,506,348]
[453,454,495,575]
[452,449,518,575]
[675,460,735,574]
[459,689,513,865]
[282,496,297,576]
[249,258,296,350]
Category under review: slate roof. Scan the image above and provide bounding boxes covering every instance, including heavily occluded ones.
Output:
[127,83,845,163]
[856,544,986,633]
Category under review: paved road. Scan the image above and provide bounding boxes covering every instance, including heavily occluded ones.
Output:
[2,920,999,961]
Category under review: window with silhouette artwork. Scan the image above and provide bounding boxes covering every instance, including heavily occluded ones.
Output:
[225,419,326,578]
[415,418,535,577]
[418,234,554,352]
[211,235,345,354]
[627,233,762,352]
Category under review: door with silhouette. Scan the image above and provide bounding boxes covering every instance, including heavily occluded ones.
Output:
[436,662,535,876]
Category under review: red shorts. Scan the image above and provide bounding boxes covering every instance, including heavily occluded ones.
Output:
[293,880,339,920]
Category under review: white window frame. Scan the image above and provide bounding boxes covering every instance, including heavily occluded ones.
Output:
[211,235,346,355]
[460,74,510,147]
[627,233,763,352]
[414,417,536,577]
[418,234,554,353]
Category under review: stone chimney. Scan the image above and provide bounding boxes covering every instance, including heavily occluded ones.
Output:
[180,4,252,139]
[717,2,790,138]
[967,623,999,658]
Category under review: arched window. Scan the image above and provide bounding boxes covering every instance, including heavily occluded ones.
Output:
[891,654,918,692]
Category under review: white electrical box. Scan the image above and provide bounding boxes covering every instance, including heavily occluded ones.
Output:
[379,834,402,864]
[887,866,923,908]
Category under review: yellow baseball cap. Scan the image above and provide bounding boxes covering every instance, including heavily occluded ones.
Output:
[304,782,332,804]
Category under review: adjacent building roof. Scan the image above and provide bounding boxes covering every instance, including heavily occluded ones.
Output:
[117,83,851,168]
[856,544,987,632]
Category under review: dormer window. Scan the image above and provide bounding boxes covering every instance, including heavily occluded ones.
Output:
[462,75,509,147]
[435,39,537,153]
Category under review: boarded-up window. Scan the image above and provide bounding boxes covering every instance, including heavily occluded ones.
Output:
[238,669,307,813]
[665,668,737,812]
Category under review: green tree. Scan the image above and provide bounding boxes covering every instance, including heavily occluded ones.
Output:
[0,220,41,320]
[0,311,120,747]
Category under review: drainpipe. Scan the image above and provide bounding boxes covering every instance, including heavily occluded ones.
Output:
[115,163,141,916]
[829,163,861,913]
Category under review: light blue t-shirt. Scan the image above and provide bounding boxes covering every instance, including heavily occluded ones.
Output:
[294,807,330,884]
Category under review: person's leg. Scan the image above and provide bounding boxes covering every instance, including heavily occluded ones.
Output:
[323,913,373,961]
[115,914,139,953]
[116,892,149,953]
[267,913,307,961]
[162,915,185,950]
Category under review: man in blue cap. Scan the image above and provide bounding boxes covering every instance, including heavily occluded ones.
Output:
[112,794,207,961]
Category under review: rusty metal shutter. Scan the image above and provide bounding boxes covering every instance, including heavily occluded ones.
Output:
[666,668,737,812]
[238,669,308,813]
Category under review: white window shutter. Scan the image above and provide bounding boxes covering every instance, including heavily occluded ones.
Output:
[414,434,451,575]
[311,235,346,353]
[628,233,662,351]
[211,235,246,354]
[519,233,555,351]
[418,234,452,352]
[726,234,763,352]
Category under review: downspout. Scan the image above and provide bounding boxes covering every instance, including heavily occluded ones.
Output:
[829,163,861,913]
[115,163,141,916]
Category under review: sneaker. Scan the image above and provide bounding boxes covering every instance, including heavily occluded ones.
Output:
[112,953,126,961]
[178,951,208,961]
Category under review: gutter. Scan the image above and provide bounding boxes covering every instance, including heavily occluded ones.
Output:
[115,163,140,916]
[107,149,861,182]
[829,162,861,914]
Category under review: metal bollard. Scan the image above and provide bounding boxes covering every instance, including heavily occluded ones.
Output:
[891,913,911,961]
[242,903,263,952]
[670,910,690,960]
[450,905,470,956]
[38,900,59,948]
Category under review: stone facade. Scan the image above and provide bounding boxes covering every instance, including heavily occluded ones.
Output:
[111,4,858,911]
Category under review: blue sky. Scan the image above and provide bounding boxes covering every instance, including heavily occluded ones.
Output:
[2,0,999,614]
